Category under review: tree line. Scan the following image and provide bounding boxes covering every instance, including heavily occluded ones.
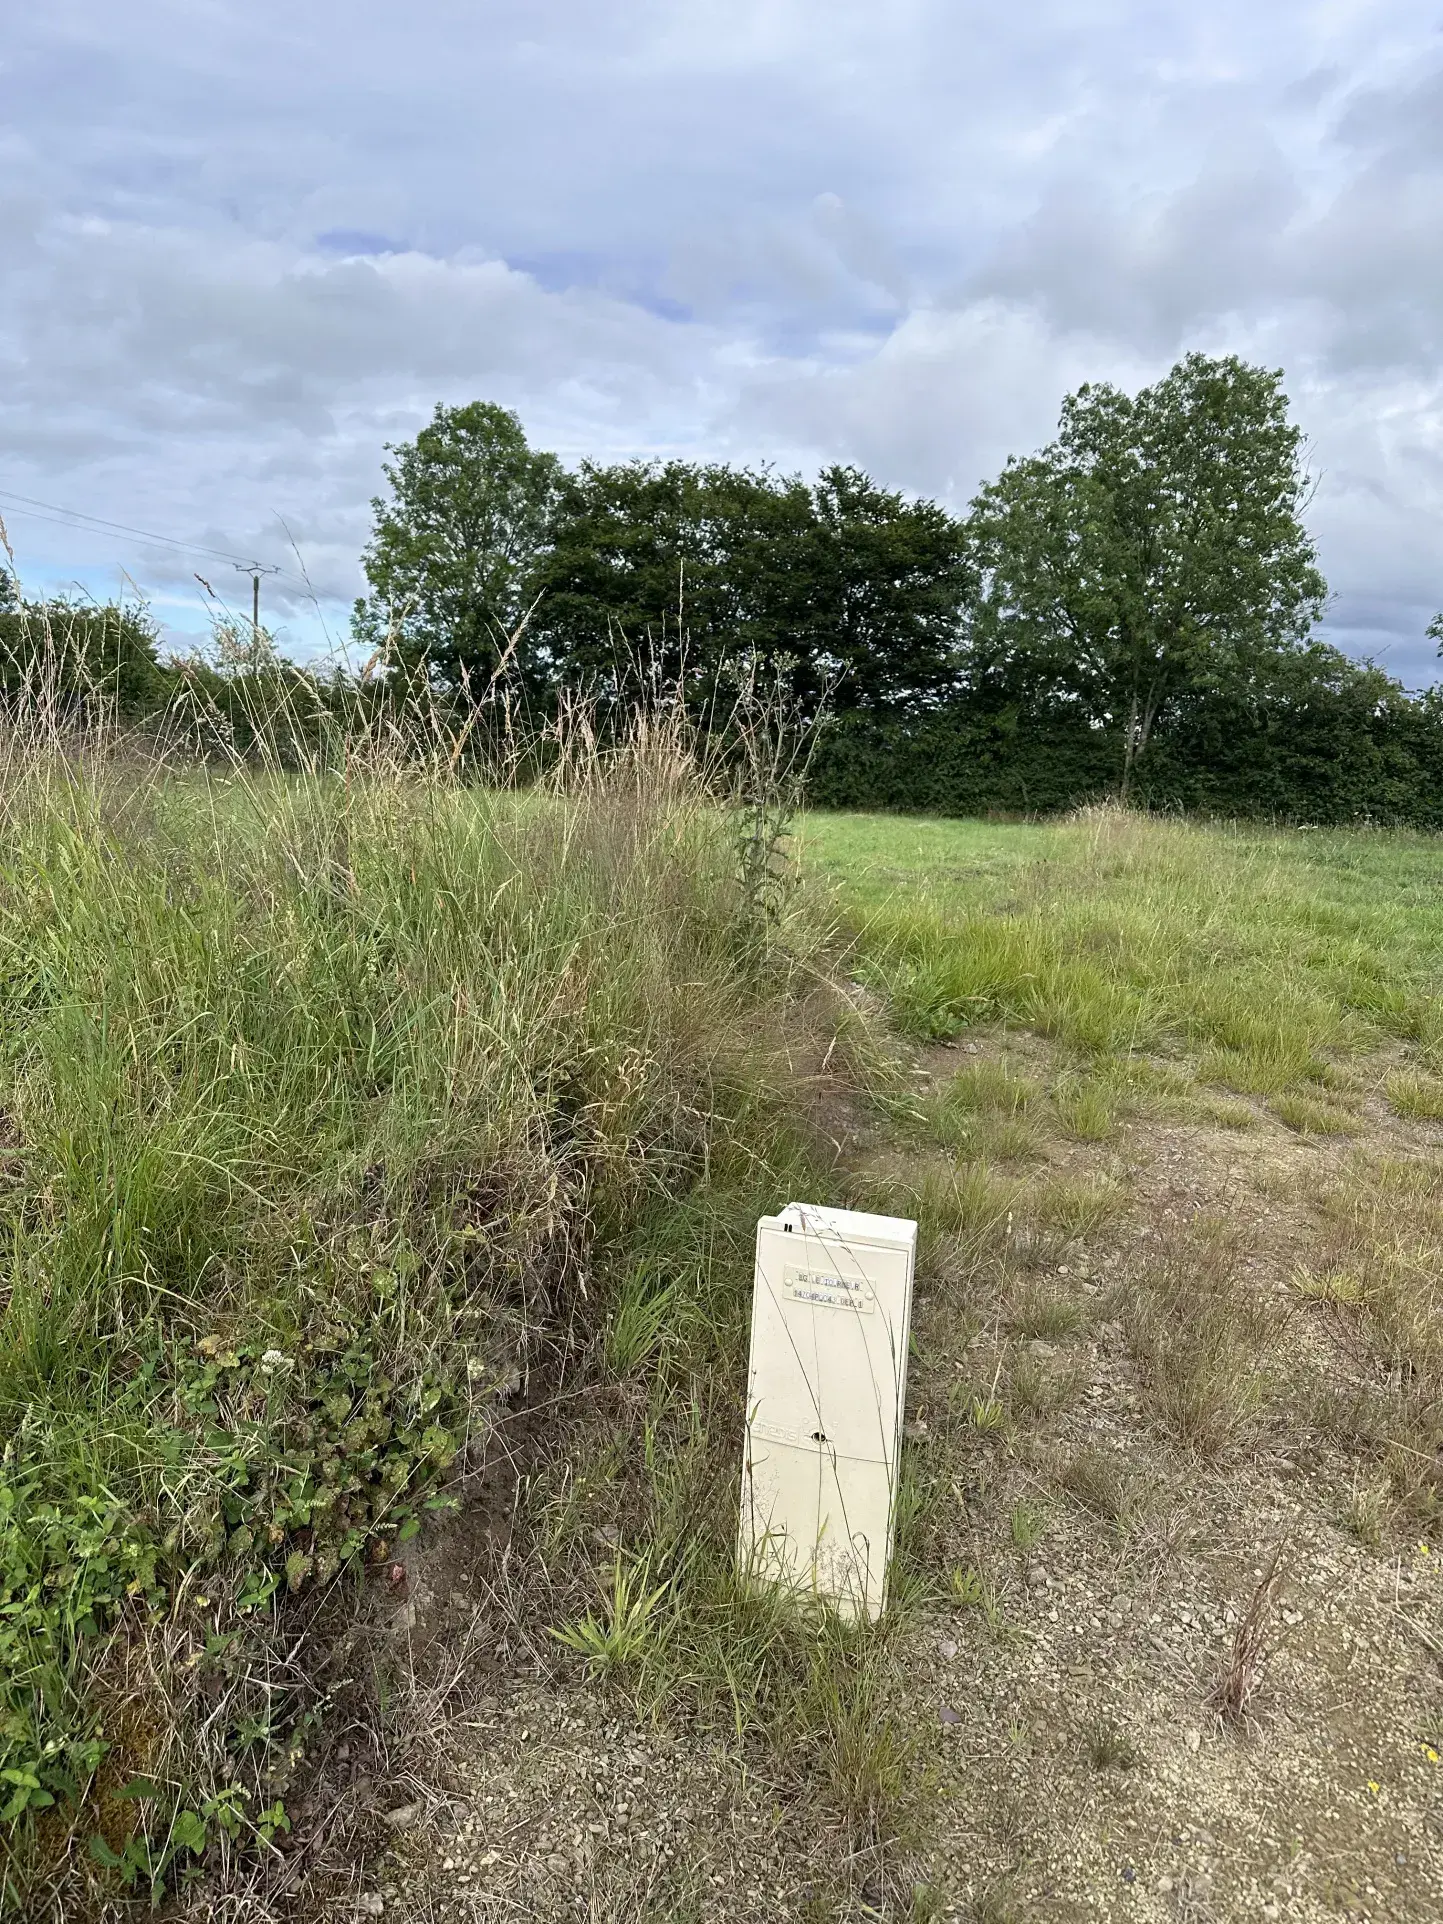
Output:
[6,353,1443,822]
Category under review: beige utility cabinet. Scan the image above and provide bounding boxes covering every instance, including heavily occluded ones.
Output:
[739,1202,917,1620]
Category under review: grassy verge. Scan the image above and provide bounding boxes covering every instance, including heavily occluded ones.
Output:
[0,709,894,1917]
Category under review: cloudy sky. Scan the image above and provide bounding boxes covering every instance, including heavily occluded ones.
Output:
[3,2,1442,677]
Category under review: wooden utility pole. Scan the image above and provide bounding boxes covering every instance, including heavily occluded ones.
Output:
[235,563,279,649]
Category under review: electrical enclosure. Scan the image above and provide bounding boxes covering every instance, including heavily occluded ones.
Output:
[739,1202,917,1620]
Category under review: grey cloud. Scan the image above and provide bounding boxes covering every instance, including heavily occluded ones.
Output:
[1,1,1441,668]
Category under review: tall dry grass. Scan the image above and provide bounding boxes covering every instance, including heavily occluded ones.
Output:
[0,632,853,1916]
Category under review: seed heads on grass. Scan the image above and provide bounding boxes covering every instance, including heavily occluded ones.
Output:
[1210,1543,1285,1727]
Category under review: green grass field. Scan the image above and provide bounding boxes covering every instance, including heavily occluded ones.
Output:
[804,806,1443,1084]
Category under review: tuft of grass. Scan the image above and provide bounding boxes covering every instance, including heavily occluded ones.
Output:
[1083,1716,1139,1771]
[939,1058,1039,1117]
[1123,1224,1279,1460]
[1055,1447,1143,1531]
[551,1556,672,1676]
[1387,1072,1443,1122]
[949,1562,1007,1632]
[1342,1477,1392,1549]
[1051,1075,1117,1142]
[1008,1500,1050,1554]
[927,1063,1044,1160]
[792,1631,917,1840]
[1027,1173,1125,1242]
[884,1159,1024,1272]
[967,1395,1009,1435]
[603,1262,683,1377]
[1007,1278,1085,1341]
[1308,1153,1443,1525]
[1291,1264,1370,1309]
[1273,1091,1354,1136]
[1005,1353,1083,1421]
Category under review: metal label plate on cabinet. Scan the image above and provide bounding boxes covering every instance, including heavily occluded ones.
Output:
[781,1265,875,1313]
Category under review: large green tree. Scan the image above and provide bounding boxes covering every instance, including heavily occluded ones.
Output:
[352,401,562,691]
[535,458,969,715]
[533,459,817,704]
[801,466,970,710]
[964,353,1328,794]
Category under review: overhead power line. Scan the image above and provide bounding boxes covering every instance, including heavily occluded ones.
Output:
[0,485,310,592]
